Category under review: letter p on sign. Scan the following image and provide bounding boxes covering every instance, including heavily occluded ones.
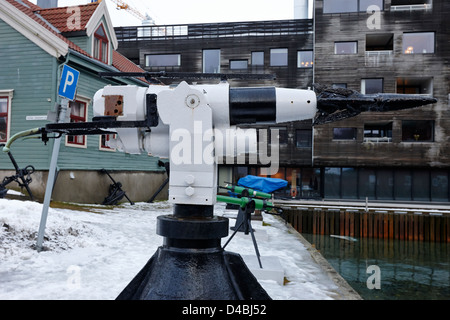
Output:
[58,65,80,101]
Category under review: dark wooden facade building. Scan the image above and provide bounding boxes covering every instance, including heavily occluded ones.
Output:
[115,1,450,203]
[313,0,450,202]
[115,19,318,199]
[115,19,314,88]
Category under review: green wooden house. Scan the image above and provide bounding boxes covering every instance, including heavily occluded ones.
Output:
[0,0,166,203]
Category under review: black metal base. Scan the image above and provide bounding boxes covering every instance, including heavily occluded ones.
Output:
[116,204,271,300]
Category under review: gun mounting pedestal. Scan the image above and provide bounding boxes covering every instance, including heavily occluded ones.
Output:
[117,204,270,300]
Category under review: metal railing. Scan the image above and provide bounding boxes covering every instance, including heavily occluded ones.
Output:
[365,50,393,67]
[115,19,314,42]
[391,3,433,11]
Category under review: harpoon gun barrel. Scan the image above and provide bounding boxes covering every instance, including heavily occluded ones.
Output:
[314,84,438,125]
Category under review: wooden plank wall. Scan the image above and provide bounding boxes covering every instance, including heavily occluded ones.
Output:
[284,208,450,243]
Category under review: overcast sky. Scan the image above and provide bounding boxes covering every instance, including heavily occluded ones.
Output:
[30,0,298,26]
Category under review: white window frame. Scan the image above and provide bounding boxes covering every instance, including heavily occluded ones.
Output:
[92,23,109,64]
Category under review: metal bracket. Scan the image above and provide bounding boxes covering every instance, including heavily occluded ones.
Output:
[44,94,159,136]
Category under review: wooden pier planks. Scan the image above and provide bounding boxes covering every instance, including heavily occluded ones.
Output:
[283,208,450,243]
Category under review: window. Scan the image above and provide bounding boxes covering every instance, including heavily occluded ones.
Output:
[270,127,288,145]
[333,128,357,140]
[0,90,13,143]
[203,49,220,73]
[431,170,448,202]
[297,51,313,68]
[359,168,376,200]
[335,42,357,54]
[402,120,434,142]
[342,168,358,199]
[270,48,288,66]
[361,78,383,94]
[100,134,116,151]
[403,32,435,54]
[296,129,312,148]
[251,52,264,66]
[93,24,108,63]
[324,0,358,13]
[366,33,393,51]
[324,0,383,13]
[229,60,248,70]
[332,83,347,88]
[364,122,392,142]
[145,54,181,67]
[397,77,433,95]
[66,100,87,147]
[324,168,341,198]
[0,97,9,142]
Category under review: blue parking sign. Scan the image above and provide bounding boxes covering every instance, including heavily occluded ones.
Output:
[58,65,80,101]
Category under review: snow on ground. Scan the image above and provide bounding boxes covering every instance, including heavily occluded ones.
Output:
[0,198,343,300]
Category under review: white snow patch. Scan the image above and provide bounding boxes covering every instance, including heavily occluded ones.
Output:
[0,199,344,300]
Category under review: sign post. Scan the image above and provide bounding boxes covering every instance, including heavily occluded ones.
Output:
[36,65,79,251]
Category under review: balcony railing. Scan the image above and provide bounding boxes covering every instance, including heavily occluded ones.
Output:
[363,137,392,143]
[365,50,393,67]
[115,19,314,42]
[391,3,432,11]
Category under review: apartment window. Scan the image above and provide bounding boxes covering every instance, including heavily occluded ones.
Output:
[403,32,435,54]
[270,48,288,66]
[297,51,313,68]
[270,127,288,145]
[342,168,358,199]
[361,78,383,94]
[364,122,392,142]
[251,52,264,66]
[431,170,449,202]
[324,0,358,13]
[230,60,248,70]
[296,129,312,148]
[324,0,383,13]
[360,0,384,10]
[332,83,347,88]
[145,54,180,67]
[203,49,220,73]
[67,100,87,147]
[397,77,433,95]
[93,24,108,64]
[402,120,434,142]
[366,33,393,51]
[333,128,357,140]
[335,42,357,54]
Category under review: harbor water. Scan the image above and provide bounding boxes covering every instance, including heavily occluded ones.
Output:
[301,233,450,300]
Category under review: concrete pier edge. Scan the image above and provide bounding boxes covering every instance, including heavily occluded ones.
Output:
[278,216,363,300]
